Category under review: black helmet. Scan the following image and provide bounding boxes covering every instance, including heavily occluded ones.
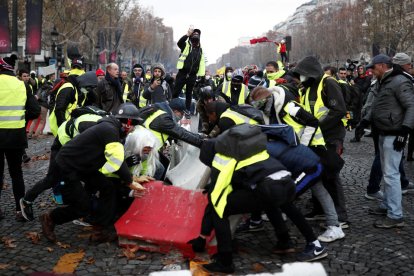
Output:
[114,103,141,125]
[199,86,215,102]
[169,98,186,112]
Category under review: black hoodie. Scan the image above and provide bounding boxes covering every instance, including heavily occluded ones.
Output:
[55,115,132,183]
[294,56,347,143]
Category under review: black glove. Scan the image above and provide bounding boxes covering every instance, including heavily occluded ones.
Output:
[393,127,410,152]
[187,236,206,252]
[125,154,141,167]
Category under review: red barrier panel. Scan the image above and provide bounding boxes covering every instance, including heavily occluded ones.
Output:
[115,181,216,258]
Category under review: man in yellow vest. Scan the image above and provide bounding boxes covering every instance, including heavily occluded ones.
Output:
[195,124,325,274]
[265,61,286,87]
[121,71,132,102]
[39,103,145,242]
[293,56,349,227]
[0,54,40,221]
[130,64,147,108]
[49,57,85,136]
[218,72,250,105]
[173,27,205,117]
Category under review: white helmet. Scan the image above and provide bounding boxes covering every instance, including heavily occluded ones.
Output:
[281,39,285,44]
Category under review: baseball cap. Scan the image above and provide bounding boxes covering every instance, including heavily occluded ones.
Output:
[366,54,392,69]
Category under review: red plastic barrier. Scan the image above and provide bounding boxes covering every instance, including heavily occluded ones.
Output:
[115,181,215,258]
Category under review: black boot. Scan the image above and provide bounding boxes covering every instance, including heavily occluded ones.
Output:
[202,252,235,274]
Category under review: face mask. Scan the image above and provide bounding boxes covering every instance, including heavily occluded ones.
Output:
[191,35,200,44]
[251,98,268,110]
[300,75,309,83]
[141,153,149,161]
[205,75,211,80]
[226,72,233,79]
[267,72,278,80]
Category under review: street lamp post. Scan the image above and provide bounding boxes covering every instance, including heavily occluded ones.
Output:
[50,26,59,60]
[118,50,122,71]
[95,44,100,69]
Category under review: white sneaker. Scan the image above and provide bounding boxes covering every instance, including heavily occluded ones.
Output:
[318,226,345,243]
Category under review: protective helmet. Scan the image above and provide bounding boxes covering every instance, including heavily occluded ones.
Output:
[114,103,141,125]
[199,86,215,101]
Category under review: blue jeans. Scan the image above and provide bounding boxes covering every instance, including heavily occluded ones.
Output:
[378,135,403,219]
[366,153,409,194]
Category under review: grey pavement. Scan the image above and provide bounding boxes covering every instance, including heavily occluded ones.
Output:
[0,131,413,275]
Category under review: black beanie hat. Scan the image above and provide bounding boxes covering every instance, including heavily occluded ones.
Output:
[0,54,17,71]
[133,64,143,70]
[193,29,201,36]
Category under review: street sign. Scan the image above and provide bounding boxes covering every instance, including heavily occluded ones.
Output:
[49,58,57,66]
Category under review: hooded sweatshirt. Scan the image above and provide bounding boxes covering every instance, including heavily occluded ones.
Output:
[294,56,346,143]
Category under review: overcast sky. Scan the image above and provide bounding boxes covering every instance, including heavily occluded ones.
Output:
[138,0,310,64]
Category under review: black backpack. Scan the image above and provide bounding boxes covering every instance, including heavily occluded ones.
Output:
[70,106,108,119]
[230,104,265,125]
[215,124,267,161]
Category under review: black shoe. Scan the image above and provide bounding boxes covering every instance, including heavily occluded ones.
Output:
[235,219,264,233]
[350,137,360,143]
[202,260,235,274]
[15,211,26,222]
[22,154,31,163]
[20,198,34,221]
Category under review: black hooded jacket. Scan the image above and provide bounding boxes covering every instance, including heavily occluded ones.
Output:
[294,56,347,143]
[55,116,132,183]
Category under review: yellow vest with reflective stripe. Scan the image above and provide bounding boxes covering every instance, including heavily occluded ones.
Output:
[49,82,79,136]
[220,109,258,126]
[122,82,130,102]
[176,41,205,77]
[211,150,270,218]
[0,75,27,129]
[143,109,168,150]
[302,74,330,121]
[221,82,249,104]
[99,142,125,176]
[139,93,147,108]
[57,114,102,145]
[281,102,325,146]
[337,79,349,126]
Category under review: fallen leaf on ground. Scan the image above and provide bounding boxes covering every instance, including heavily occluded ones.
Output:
[56,242,71,249]
[1,237,17,248]
[85,257,95,265]
[189,260,210,276]
[0,264,10,269]
[47,247,54,252]
[52,251,85,274]
[39,202,47,207]
[77,233,91,239]
[20,266,29,270]
[25,232,40,244]
[120,247,136,260]
[135,254,147,260]
[127,245,140,253]
[252,263,265,272]
[31,154,50,161]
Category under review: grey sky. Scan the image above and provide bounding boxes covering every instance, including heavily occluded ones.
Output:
[138,0,310,64]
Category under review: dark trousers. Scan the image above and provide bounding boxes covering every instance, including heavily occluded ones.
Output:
[313,141,348,222]
[24,138,62,202]
[280,52,288,63]
[173,71,197,111]
[0,148,25,211]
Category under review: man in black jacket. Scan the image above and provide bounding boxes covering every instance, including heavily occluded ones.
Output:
[143,63,172,104]
[96,63,123,113]
[0,54,40,221]
[39,104,144,242]
[294,56,349,227]
[173,28,205,116]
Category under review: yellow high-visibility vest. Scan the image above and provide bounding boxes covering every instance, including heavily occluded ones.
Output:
[143,109,168,150]
[221,82,249,104]
[49,82,79,136]
[220,109,258,125]
[0,75,27,129]
[176,41,205,77]
[211,150,270,218]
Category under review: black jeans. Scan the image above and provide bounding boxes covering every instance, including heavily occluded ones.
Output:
[24,138,62,202]
[0,148,25,211]
[173,71,197,111]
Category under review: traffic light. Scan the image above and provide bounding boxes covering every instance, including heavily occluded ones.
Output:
[285,36,292,52]
[56,45,62,62]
